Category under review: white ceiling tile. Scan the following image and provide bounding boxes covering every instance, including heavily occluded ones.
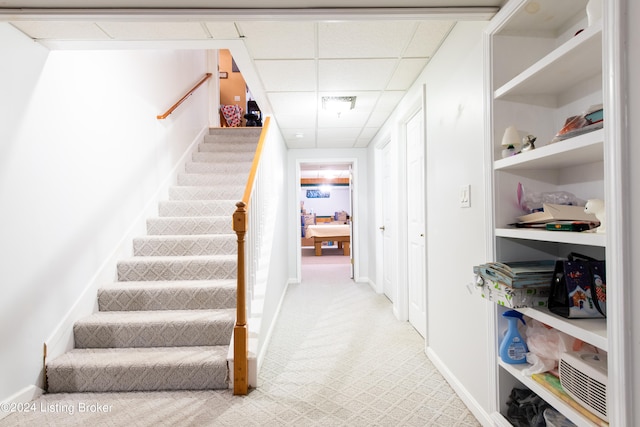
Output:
[318,59,396,91]
[268,92,317,112]
[203,22,240,39]
[10,21,110,40]
[274,114,317,129]
[318,21,417,59]
[316,139,358,148]
[254,60,316,91]
[317,128,362,140]
[404,21,454,57]
[386,58,428,90]
[318,111,369,128]
[366,111,393,127]
[283,133,317,149]
[358,127,381,140]
[238,21,316,59]
[376,91,406,111]
[98,22,208,39]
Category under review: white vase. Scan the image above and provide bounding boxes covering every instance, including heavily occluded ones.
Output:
[586,0,602,26]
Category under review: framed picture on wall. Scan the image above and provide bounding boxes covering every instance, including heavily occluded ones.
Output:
[306,189,330,199]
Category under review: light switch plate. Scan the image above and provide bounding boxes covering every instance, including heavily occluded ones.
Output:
[460,184,470,208]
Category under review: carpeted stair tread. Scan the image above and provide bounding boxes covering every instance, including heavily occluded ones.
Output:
[169,186,245,201]
[73,309,234,348]
[206,127,262,141]
[185,161,253,174]
[46,346,229,392]
[192,151,255,163]
[178,172,250,187]
[133,234,237,256]
[158,200,238,217]
[198,139,258,152]
[146,216,232,235]
[98,279,236,311]
[117,255,237,282]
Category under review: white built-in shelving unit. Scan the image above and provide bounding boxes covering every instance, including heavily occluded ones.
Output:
[483,0,620,426]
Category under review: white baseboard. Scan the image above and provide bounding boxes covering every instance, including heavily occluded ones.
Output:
[0,385,44,421]
[255,278,292,372]
[43,127,208,365]
[426,347,493,427]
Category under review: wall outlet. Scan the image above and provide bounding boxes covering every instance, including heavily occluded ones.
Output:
[234,95,241,101]
[460,184,470,208]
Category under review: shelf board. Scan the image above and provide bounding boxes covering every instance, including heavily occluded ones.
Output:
[497,0,590,35]
[494,128,604,171]
[495,228,606,246]
[495,22,602,100]
[518,306,607,350]
[499,362,603,427]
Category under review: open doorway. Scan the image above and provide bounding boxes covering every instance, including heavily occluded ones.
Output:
[298,161,354,279]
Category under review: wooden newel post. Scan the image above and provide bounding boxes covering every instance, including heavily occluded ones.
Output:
[233,201,249,395]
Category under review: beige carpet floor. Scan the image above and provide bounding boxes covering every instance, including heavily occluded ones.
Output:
[0,262,480,427]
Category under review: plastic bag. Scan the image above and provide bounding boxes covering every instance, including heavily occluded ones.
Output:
[517,183,586,213]
[522,320,570,376]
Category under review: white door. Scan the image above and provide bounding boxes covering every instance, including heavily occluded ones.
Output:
[406,111,427,338]
[381,143,395,302]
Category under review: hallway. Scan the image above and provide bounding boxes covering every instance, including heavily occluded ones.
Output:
[0,260,479,427]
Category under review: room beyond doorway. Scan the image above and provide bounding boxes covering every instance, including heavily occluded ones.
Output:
[298,160,355,279]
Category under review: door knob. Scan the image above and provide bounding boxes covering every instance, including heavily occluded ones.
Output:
[379,226,385,231]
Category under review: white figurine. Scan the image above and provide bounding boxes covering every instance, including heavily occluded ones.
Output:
[585,199,605,233]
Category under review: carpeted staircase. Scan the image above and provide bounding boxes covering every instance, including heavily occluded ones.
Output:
[46,127,261,393]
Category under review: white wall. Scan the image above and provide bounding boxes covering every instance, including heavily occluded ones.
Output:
[249,120,290,363]
[0,23,209,401]
[369,21,492,421]
[287,149,369,284]
[300,186,350,218]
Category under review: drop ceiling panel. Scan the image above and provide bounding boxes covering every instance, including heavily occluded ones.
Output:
[318,21,418,59]
[267,92,317,113]
[318,59,397,91]
[98,22,208,39]
[404,21,455,57]
[10,21,110,40]
[386,58,428,90]
[239,21,316,59]
[273,114,317,129]
[375,91,406,110]
[254,60,317,91]
[365,111,394,128]
[203,22,240,39]
[318,111,369,128]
